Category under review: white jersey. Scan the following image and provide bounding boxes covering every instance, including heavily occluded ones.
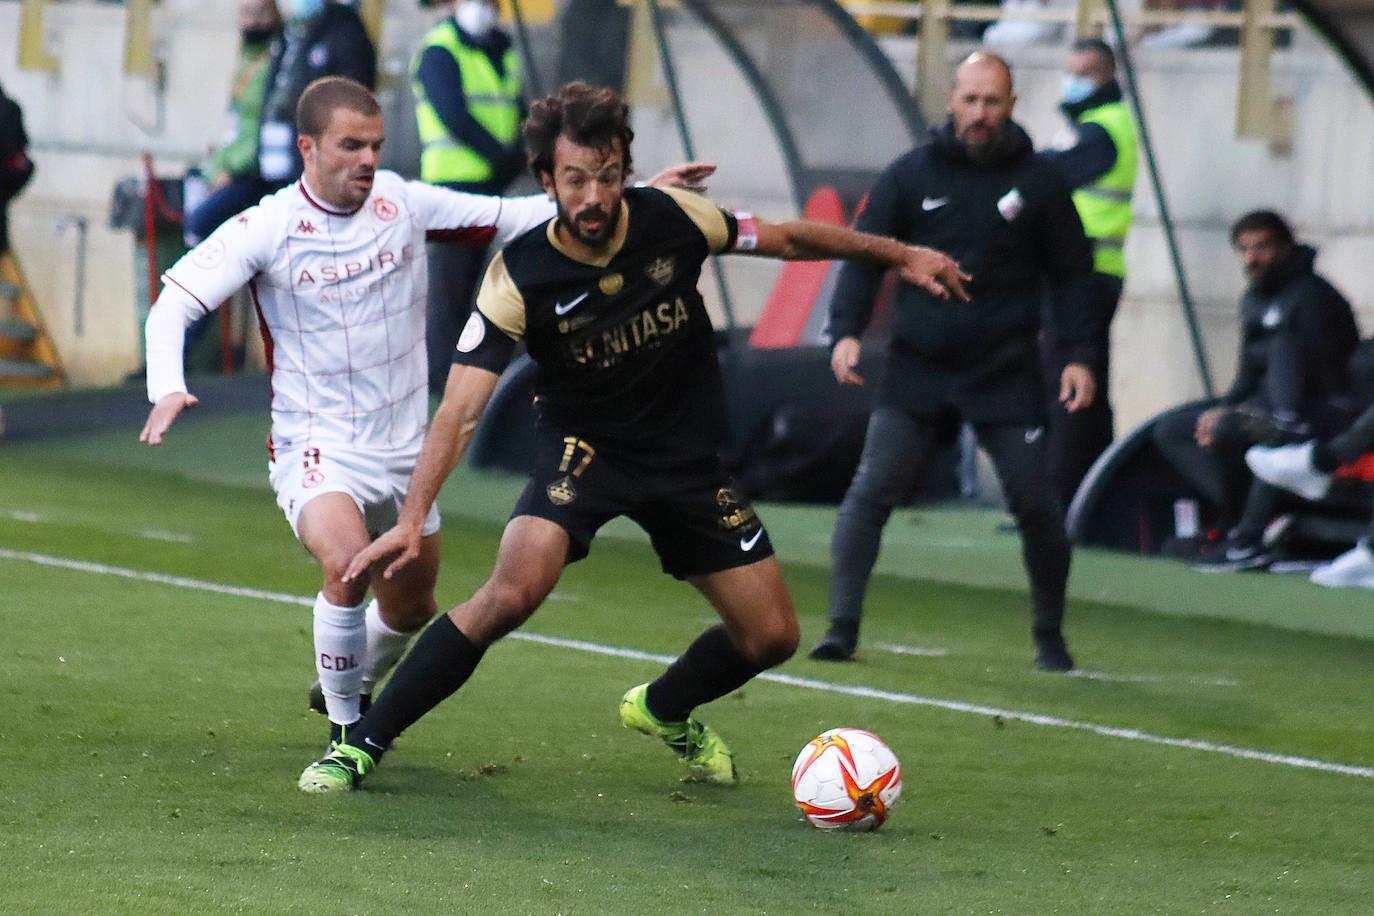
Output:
[156,171,553,453]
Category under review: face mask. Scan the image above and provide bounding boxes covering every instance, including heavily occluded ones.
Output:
[456,1,499,38]
[283,0,325,21]
[1061,75,1097,106]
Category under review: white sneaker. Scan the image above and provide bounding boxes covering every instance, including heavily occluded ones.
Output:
[1310,542,1374,589]
[1140,23,1215,48]
[1245,441,1331,501]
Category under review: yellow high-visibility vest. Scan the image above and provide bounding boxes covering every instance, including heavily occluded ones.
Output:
[411,21,521,184]
[1072,101,1138,278]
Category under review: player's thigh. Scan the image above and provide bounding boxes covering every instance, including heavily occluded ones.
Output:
[688,556,799,666]
[370,531,441,630]
[454,515,570,644]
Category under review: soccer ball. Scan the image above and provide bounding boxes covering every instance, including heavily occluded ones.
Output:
[791,728,902,831]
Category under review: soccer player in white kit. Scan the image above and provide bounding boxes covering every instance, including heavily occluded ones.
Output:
[139,76,710,748]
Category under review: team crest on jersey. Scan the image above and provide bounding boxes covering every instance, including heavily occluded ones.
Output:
[372,197,398,221]
[644,256,675,285]
[599,273,625,296]
[715,486,757,531]
[547,476,577,506]
[191,238,226,269]
[302,468,326,489]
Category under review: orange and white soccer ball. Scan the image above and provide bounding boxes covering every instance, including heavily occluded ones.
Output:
[791,727,902,831]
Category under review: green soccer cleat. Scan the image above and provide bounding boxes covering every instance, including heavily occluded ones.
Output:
[619,683,738,786]
[297,742,376,793]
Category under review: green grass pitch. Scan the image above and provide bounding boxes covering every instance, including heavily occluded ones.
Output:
[2,410,1372,913]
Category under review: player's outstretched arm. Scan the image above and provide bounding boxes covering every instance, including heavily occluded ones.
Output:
[749,220,971,302]
[644,161,717,193]
[343,364,502,583]
[140,283,209,445]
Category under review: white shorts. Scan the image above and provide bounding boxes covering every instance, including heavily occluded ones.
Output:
[268,443,441,540]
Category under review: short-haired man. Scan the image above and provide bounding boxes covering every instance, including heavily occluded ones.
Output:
[812,53,1097,671]
[1039,37,1138,506]
[1153,210,1359,570]
[141,77,707,751]
[297,81,968,793]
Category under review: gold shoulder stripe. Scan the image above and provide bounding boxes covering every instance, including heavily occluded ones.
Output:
[660,187,730,254]
[476,252,526,339]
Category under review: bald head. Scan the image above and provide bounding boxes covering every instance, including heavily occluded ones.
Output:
[954,53,1013,95]
[947,53,1016,159]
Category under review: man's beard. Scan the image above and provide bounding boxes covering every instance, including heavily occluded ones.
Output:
[557,198,617,247]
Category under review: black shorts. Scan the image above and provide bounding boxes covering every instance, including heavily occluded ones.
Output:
[511,429,774,579]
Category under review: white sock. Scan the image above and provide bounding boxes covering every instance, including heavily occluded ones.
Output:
[362,598,419,694]
[313,592,367,725]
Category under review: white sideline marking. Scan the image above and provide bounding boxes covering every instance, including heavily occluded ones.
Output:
[137,529,197,544]
[1069,669,1241,687]
[3,547,1371,780]
[5,510,41,523]
[874,643,951,657]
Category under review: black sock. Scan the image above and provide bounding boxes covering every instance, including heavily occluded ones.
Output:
[1311,441,1341,473]
[349,615,485,758]
[646,625,763,723]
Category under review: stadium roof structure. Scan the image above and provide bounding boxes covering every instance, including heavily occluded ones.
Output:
[590,0,926,214]
[1294,0,1374,95]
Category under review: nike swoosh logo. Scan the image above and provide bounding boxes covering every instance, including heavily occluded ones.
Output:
[922,197,949,211]
[1025,427,1044,444]
[740,528,764,551]
[554,292,589,315]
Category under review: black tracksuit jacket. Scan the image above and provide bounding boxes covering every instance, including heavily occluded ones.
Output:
[828,120,1095,425]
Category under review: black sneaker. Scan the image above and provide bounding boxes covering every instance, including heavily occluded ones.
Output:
[1034,631,1074,672]
[1191,538,1273,572]
[809,622,858,661]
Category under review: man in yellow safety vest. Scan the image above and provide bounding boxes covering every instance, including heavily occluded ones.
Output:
[1041,37,1139,507]
[413,0,525,391]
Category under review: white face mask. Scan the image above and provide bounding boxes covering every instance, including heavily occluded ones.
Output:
[456,0,499,38]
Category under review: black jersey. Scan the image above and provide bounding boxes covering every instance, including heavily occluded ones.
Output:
[457,186,743,467]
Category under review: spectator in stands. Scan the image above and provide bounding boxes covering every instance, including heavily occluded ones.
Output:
[0,79,35,257]
[256,0,375,188]
[1039,37,1139,507]
[1153,210,1359,571]
[185,0,283,244]
[1246,397,1374,589]
[812,53,1096,672]
[412,0,525,392]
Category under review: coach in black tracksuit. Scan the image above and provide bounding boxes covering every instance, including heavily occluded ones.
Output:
[812,54,1096,671]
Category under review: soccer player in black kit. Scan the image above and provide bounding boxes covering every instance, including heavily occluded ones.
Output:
[811,53,1097,671]
[298,82,969,792]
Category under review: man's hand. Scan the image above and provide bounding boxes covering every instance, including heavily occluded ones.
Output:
[139,392,199,445]
[1059,363,1096,412]
[343,522,423,584]
[1194,405,1230,448]
[898,246,971,301]
[644,161,717,193]
[831,336,865,387]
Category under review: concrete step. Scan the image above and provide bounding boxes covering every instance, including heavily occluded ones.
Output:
[0,358,57,380]
[0,319,38,342]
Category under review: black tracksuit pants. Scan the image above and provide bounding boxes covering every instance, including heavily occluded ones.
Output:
[828,406,1071,638]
